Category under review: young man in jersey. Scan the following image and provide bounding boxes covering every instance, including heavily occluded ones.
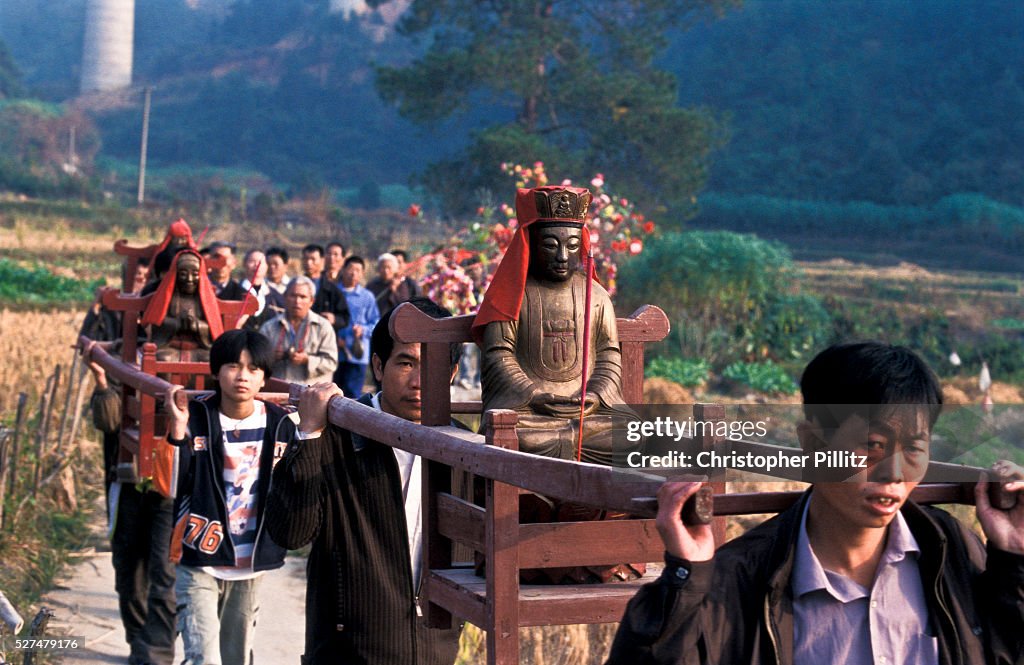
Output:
[165,329,297,665]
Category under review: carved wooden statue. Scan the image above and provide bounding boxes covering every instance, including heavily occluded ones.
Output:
[141,249,223,363]
[473,186,637,465]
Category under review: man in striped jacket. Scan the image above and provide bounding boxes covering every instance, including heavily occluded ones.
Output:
[265,297,464,665]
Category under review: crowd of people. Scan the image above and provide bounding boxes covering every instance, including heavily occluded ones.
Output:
[80,207,1023,665]
[82,231,480,665]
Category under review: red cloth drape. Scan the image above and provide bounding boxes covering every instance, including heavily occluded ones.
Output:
[470,186,592,345]
[141,248,224,339]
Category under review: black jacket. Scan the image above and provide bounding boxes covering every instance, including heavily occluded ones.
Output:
[313,276,350,333]
[264,393,461,665]
[607,489,1024,665]
[168,394,294,572]
[213,279,247,301]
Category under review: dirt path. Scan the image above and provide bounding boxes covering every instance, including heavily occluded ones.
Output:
[38,499,307,665]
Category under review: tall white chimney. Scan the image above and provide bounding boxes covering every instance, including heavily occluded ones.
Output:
[80,0,135,93]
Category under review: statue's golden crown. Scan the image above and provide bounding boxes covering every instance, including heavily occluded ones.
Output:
[533,187,591,222]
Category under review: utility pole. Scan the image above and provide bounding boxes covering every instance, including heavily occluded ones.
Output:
[137,85,151,205]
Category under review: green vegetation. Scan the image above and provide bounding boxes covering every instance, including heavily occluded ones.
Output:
[674,0,1024,207]
[0,258,102,305]
[693,192,1024,270]
[646,357,710,388]
[0,501,93,627]
[619,230,831,367]
[0,100,101,200]
[4,0,1022,224]
[376,0,733,213]
[722,360,799,395]
[992,319,1024,331]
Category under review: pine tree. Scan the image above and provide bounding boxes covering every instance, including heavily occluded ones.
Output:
[373,0,735,214]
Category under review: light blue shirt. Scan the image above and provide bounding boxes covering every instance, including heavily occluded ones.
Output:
[792,494,938,665]
[338,284,379,365]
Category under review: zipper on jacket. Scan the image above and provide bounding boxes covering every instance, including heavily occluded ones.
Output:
[934,572,962,665]
[763,596,782,665]
[250,414,287,573]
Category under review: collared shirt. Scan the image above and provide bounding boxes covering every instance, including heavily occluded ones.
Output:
[354,392,423,593]
[258,312,338,385]
[339,284,380,364]
[266,277,290,296]
[240,279,269,315]
[792,495,938,665]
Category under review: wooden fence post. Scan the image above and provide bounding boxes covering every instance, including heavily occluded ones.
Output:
[0,427,10,531]
[22,607,54,665]
[55,351,80,454]
[484,410,521,665]
[9,392,27,500]
[32,373,56,497]
[65,361,91,456]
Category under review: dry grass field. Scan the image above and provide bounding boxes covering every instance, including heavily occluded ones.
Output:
[0,308,86,416]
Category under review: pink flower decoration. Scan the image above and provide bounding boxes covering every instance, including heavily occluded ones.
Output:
[629,239,643,255]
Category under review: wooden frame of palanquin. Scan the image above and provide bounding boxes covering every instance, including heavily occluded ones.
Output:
[81,239,262,482]
[380,302,982,664]
[82,240,985,665]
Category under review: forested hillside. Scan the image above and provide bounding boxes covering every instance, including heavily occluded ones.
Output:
[0,0,1021,218]
[672,0,1024,208]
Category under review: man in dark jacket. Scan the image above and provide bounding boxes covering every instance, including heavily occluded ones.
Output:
[265,296,463,665]
[202,241,247,301]
[608,342,1024,665]
[166,329,297,665]
[301,243,350,333]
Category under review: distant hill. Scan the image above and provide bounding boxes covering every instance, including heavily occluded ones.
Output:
[1,0,1021,211]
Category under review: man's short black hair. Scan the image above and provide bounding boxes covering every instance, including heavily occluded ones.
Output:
[210,329,275,385]
[203,240,236,254]
[389,249,409,262]
[266,246,289,263]
[370,296,461,370]
[801,341,943,430]
[153,245,177,279]
[302,244,324,258]
[343,255,365,269]
[327,241,345,255]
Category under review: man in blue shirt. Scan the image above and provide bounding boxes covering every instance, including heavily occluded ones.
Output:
[334,255,379,398]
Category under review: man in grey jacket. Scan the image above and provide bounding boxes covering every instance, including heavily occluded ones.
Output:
[258,276,337,384]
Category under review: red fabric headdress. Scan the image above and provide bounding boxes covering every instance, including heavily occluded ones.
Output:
[151,219,196,263]
[141,249,224,339]
[470,185,592,345]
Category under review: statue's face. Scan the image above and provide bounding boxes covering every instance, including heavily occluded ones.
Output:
[529,224,582,282]
[176,256,201,295]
